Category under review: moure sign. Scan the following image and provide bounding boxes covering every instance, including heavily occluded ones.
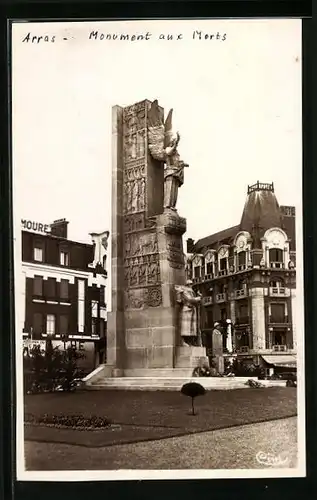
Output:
[21,219,51,234]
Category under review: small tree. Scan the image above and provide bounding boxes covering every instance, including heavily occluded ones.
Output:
[59,346,85,392]
[181,382,206,415]
[23,342,85,394]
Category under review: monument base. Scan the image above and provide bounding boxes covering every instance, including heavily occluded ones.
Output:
[175,346,209,369]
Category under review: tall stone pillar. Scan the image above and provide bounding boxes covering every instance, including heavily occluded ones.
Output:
[106,105,125,374]
[107,99,205,377]
[250,287,266,350]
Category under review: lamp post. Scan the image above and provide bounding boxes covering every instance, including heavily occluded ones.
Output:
[226,319,233,353]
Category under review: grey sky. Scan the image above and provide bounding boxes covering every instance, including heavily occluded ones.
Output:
[12,19,302,308]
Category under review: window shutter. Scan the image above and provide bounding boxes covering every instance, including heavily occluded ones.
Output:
[59,315,68,335]
[33,276,43,296]
[60,279,69,299]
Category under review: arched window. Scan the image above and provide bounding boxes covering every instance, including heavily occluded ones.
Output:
[206,261,213,277]
[237,251,246,270]
[269,248,284,269]
[193,265,201,279]
[219,258,227,275]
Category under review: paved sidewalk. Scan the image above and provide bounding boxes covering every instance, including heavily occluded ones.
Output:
[25,416,297,471]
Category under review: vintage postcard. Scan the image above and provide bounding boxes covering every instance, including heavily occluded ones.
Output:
[11,18,305,480]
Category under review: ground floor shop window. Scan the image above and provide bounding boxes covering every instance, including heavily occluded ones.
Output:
[273,330,286,345]
[235,331,250,351]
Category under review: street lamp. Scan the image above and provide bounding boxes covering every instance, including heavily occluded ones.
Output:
[226,319,233,354]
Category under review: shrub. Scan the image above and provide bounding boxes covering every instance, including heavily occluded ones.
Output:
[25,412,112,429]
[192,365,211,377]
[23,343,85,394]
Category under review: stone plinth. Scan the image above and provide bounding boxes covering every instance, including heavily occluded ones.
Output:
[175,346,209,368]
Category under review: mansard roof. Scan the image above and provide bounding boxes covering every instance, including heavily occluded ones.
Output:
[239,181,282,236]
[194,225,240,253]
[191,182,296,254]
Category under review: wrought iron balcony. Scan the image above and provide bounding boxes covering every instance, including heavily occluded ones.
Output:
[247,181,274,194]
[218,269,228,277]
[270,262,285,269]
[272,344,288,352]
[269,287,290,297]
[202,273,213,281]
[192,277,201,284]
[238,346,250,353]
[216,292,227,302]
[234,288,248,299]
[202,296,213,306]
[237,264,246,272]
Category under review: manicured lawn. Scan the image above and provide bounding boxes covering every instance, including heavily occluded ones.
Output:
[25,417,298,471]
[24,387,297,447]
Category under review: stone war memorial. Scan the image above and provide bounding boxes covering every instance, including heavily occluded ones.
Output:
[86,99,210,388]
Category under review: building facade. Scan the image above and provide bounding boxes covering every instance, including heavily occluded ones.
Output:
[21,218,109,372]
[186,181,297,370]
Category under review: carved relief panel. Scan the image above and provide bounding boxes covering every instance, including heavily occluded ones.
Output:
[167,234,185,269]
[123,230,161,298]
[122,101,162,307]
[123,102,147,216]
[124,286,162,310]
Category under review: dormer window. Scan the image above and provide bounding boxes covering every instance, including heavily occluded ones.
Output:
[60,249,69,266]
[192,255,202,281]
[206,262,213,276]
[218,246,228,276]
[219,258,227,276]
[194,265,201,279]
[237,251,246,271]
[269,248,283,269]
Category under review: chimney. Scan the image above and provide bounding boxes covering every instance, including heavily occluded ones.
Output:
[187,238,195,253]
[50,218,69,239]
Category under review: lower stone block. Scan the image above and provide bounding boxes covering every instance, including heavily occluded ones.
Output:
[175,346,209,369]
[147,346,174,368]
[125,348,148,369]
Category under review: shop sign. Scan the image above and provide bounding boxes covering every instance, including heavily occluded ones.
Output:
[21,219,51,234]
[23,339,46,352]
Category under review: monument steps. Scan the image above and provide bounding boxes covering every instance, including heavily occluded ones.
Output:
[85,377,287,391]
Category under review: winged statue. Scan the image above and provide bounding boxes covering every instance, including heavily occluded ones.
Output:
[148,100,188,210]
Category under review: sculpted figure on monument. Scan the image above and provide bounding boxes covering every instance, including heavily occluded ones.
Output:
[89,230,109,271]
[148,99,188,210]
[175,281,202,346]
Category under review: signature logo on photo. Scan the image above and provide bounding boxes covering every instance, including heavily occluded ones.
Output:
[256,451,289,467]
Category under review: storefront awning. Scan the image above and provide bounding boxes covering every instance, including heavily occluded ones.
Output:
[261,355,297,368]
